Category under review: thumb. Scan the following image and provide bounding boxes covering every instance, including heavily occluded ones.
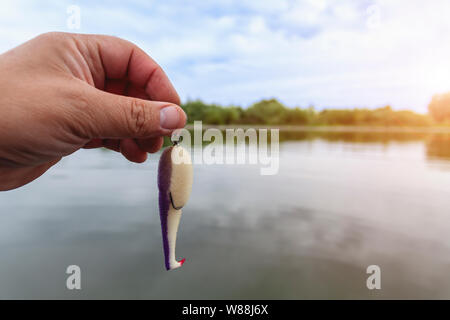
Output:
[78,86,186,139]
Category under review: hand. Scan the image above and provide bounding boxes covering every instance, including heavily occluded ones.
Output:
[0,32,186,191]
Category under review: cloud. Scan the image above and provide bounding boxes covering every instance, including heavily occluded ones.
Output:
[1,0,450,112]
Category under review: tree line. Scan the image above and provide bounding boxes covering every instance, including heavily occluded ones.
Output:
[181,97,450,126]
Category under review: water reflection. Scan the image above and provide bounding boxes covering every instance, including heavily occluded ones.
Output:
[279,130,430,144]
[180,128,450,161]
[0,129,449,299]
[426,134,450,160]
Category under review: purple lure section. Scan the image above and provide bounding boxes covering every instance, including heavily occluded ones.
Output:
[157,146,173,270]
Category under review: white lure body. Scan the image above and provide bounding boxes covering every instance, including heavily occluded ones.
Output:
[157,145,193,270]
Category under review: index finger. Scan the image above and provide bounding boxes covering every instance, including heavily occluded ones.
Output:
[77,34,180,105]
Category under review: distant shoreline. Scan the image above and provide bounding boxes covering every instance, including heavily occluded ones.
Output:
[185,124,450,133]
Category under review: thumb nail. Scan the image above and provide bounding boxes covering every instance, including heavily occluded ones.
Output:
[160,106,181,129]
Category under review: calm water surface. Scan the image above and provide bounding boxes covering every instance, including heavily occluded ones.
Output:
[0,131,450,299]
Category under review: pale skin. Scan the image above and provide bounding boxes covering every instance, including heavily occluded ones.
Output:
[0,32,186,191]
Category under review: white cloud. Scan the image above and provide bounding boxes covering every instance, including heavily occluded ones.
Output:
[1,0,450,112]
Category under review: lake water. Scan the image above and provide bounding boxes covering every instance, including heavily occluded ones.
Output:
[0,130,450,299]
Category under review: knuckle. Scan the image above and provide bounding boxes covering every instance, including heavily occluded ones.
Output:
[95,34,132,49]
[36,32,76,53]
[127,99,157,137]
[37,31,60,39]
[60,85,96,139]
[37,31,68,43]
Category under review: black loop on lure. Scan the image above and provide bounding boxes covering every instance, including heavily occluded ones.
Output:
[171,132,183,146]
[169,192,184,210]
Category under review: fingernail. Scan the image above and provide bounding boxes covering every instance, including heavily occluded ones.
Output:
[160,106,181,129]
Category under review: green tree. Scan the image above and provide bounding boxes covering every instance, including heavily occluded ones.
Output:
[181,99,210,123]
[182,98,431,127]
[283,107,311,124]
[243,98,287,124]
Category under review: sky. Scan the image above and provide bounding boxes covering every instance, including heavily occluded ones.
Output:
[1,0,450,113]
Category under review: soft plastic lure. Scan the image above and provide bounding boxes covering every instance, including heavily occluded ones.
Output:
[157,140,193,270]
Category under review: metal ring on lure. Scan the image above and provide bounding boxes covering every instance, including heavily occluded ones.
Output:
[157,142,193,270]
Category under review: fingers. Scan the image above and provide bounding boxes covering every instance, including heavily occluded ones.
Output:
[72,34,184,162]
[120,137,163,162]
[79,84,186,140]
[79,34,180,105]
[79,85,178,162]
[120,138,148,163]
[83,137,163,163]
[103,139,121,152]
[83,138,103,149]
[136,136,164,153]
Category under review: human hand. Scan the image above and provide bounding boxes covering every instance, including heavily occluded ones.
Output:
[0,32,186,191]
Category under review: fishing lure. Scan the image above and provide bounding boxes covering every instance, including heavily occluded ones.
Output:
[157,137,193,270]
